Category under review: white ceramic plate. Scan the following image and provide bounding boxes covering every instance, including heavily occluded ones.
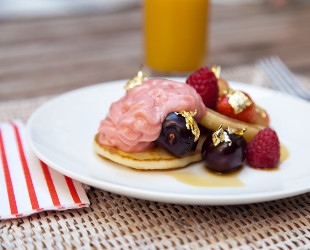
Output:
[27,79,310,205]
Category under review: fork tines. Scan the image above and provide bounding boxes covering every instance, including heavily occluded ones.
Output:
[256,56,310,101]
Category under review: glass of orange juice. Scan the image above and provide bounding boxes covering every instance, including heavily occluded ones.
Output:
[143,0,210,75]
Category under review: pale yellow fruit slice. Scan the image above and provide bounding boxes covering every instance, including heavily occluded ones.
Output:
[199,107,266,142]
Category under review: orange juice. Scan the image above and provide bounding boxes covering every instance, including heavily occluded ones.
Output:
[143,0,209,73]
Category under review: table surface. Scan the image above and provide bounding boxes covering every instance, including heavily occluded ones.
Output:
[1,2,310,101]
[1,3,310,249]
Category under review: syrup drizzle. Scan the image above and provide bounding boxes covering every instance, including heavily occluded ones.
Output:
[280,144,289,163]
[165,169,244,187]
[165,144,289,188]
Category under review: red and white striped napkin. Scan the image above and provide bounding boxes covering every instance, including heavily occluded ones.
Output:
[0,120,89,220]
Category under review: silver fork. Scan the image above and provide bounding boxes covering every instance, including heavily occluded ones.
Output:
[256,56,310,101]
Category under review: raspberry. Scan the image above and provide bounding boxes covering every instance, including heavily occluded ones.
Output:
[246,128,280,169]
[186,67,218,109]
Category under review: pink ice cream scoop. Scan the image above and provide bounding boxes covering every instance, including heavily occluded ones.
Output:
[98,79,206,152]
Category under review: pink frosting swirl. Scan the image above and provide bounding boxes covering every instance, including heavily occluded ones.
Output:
[98,79,206,152]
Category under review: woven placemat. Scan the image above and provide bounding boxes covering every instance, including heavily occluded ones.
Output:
[1,65,310,249]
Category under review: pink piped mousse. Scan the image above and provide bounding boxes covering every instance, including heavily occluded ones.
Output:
[98,79,206,152]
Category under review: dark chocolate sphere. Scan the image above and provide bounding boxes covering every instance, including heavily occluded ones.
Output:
[201,132,247,174]
[156,112,198,157]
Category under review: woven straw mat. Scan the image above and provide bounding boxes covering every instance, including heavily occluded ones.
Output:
[1,66,310,249]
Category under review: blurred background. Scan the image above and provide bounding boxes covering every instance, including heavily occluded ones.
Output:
[0,0,309,101]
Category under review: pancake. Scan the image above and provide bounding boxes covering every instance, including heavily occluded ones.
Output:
[94,133,204,170]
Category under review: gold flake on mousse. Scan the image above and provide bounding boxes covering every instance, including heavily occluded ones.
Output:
[124,69,148,90]
[175,110,200,142]
[227,89,253,114]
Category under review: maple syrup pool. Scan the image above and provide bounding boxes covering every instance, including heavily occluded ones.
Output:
[161,144,289,188]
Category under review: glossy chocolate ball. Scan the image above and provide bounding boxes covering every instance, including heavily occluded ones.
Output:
[156,112,198,157]
[201,131,247,174]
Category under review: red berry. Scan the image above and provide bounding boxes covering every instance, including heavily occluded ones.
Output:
[186,67,219,109]
[216,90,256,123]
[246,128,280,169]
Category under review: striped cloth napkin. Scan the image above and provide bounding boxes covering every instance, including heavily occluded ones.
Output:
[0,120,89,220]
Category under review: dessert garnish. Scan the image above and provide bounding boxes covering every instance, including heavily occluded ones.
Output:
[211,65,221,79]
[186,66,219,109]
[227,127,247,136]
[227,89,253,114]
[246,128,280,169]
[212,124,231,147]
[156,111,200,157]
[175,110,200,142]
[216,90,256,123]
[124,69,148,91]
[212,125,246,147]
[210,65,230,97]
[202,125,248,174]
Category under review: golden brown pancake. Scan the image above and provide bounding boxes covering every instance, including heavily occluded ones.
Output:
[94,133,204,170]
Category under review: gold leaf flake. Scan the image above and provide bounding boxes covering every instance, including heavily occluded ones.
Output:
[227,89,253,114]
[227,126,246,136]
[211,65,221,79]
[212,124,231,147]
[175,110,200,142]
[124,69,148,91]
